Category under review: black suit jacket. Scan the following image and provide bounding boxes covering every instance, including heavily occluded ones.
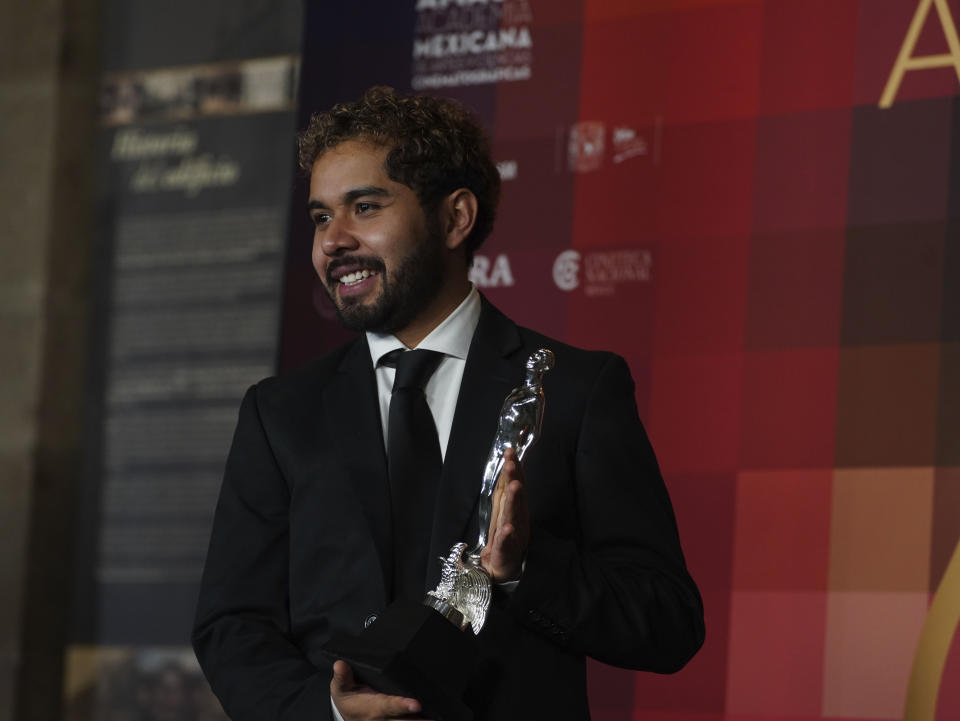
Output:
[193,299,704,720]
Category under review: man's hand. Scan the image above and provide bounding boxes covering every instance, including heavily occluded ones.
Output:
[330,660,428,720]
[479,448,530,582]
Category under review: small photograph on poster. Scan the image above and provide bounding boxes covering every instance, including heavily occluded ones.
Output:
[101,55,299,126]
[65,645,227,721]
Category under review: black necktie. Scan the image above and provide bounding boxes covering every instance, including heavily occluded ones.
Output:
[386,349,444,600]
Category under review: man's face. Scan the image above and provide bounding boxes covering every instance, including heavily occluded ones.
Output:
[308,140,445,335]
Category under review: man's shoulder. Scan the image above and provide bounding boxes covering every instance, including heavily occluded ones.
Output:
[514,324,607,363]
[481,299,630,392]
[481,296,610,357]
[248,335,366,407]
[484,298,621,370]
[515,323,630,390]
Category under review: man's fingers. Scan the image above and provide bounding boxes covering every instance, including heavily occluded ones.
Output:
[495,478,529,565]
[331,660,424,718]
[487,466,507,539]
[504,448,524,482]
[496,522,515,549]
[349,692,422,718]
[499,480,525,526]
[480,448,529,582]
[495,456,522,518]
[381,696,423,717]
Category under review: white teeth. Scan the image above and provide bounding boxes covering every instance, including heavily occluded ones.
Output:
[339,269,375,286]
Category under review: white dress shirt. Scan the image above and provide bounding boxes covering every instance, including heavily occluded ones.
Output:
[365,285,482,457]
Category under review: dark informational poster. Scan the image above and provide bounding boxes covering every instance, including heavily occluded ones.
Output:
[94,109,296,640]
[68,2,302,718]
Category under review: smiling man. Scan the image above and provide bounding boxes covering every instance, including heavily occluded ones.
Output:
[193,87,704,721]
[308,138,470,349]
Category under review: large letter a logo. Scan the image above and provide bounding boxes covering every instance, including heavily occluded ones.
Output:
[879,0,960,108]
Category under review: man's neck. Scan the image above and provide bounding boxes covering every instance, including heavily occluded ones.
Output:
[395,276,472,348]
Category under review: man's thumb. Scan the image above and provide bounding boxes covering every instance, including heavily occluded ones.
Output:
[331,660,354,692]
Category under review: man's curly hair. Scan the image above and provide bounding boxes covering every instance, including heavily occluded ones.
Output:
[298,86,501,262]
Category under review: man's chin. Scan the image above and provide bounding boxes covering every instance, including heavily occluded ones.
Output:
[334,299,393,334]
[327,285,377,324]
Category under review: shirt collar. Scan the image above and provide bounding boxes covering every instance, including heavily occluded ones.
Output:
[366,284,481,367]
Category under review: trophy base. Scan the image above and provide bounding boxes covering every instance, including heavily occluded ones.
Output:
[323,599,477,721]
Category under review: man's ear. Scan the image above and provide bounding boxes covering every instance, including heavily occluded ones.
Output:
[441,188,478,250]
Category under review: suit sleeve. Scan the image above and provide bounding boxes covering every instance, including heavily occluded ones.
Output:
[192,384,334,721]
[510,353,705,672]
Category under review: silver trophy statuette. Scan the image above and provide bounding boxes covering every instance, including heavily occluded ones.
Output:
[426,348,555,634]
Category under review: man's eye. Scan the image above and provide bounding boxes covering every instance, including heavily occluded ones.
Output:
[312,213,330,227]
[355,202,376,214]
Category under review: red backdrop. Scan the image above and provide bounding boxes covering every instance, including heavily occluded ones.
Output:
[283,2,960,718]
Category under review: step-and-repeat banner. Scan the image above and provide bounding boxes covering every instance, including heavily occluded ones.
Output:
[280,1,960,720]
[68,1,959,719]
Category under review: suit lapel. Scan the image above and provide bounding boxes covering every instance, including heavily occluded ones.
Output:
[322,336,393,598]
[426,300,523,589]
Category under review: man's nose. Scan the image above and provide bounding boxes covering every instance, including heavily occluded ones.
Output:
[320,215,359,255]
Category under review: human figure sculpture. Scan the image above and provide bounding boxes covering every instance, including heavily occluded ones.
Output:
[466,348,555,566]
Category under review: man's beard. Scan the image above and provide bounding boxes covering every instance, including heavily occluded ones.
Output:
[324,224,446,335]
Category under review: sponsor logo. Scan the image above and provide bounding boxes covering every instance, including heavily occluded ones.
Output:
[611,126,648,164]
[565,120,660,173]
[411,66,530,90]
[417,0,505,9]
[553,249,652,296]
[470,253,515,287]
[413,27,532,58]
[496,160,517,180]
[879,0,960,108]
[412,0,534,90]
[552,250,581,291]
[567,122,605,173]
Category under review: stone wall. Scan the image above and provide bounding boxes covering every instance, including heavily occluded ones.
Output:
[0,1,99,719]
